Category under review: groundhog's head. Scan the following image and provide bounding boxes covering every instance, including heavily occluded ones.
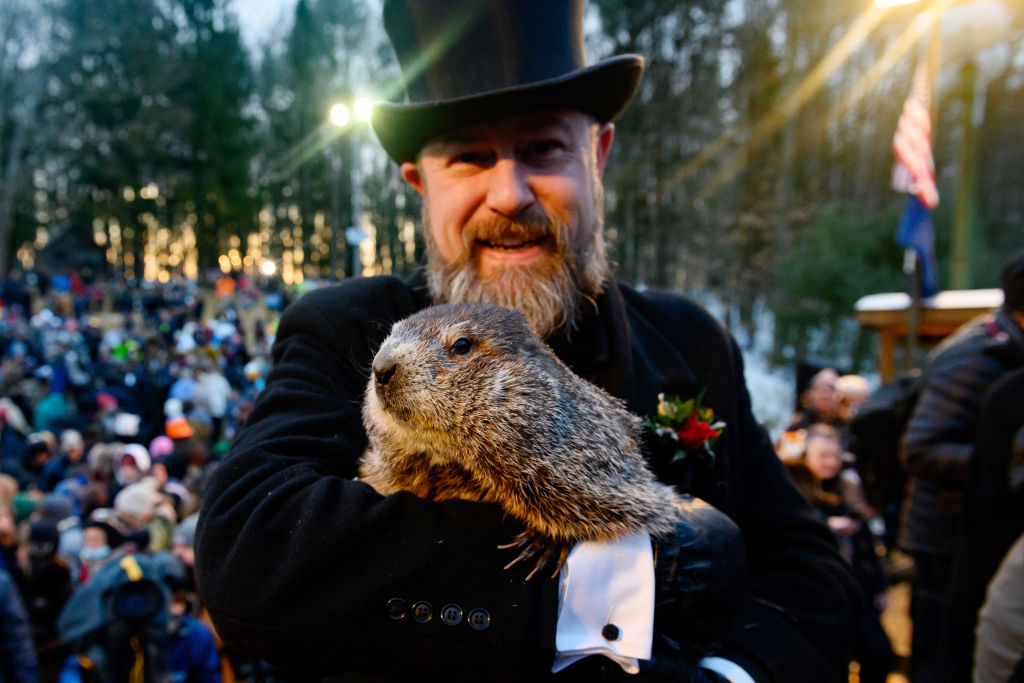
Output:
[363,303,564,457]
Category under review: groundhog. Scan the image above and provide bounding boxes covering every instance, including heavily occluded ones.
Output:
[359,303,683,578]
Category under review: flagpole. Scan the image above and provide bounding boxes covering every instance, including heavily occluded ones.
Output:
[904,3,941,372]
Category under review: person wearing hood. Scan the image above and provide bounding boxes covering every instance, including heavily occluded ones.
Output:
[108,442,151,503]
[12,520,72,681]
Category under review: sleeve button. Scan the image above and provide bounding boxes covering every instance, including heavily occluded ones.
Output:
[440,603,463,626]
[467,608,491,631]
[411,601,433,623]
[385,598,406,620]
[602,623,620,641]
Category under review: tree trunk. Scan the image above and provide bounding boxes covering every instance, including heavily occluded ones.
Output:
[0,87,39,279]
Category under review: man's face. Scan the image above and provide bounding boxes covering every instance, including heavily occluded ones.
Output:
[401,110,615,337]
[808,380,840,419]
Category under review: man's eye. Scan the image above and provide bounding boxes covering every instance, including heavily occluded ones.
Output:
[527,139,564,157]
[451,151,491,166]
[449,338,474,357]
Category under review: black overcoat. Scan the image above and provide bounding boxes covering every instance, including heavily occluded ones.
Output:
[196,273,858,682]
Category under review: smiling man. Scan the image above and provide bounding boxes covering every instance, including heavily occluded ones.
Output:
[196,1,859,681]
[409,110,612,338]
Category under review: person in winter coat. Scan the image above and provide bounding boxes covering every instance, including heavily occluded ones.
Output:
[196,2,859,681]
[938,366,1024,682]
[0,568,39,683]
[12,521,72,682]
[899,250,1024,683]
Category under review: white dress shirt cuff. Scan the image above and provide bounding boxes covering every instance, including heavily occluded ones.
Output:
[552,533,655,674]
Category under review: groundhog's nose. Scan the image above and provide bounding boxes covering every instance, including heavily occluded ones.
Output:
[373,359,398,386]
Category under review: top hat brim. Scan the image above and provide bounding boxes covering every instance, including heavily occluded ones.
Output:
[371,55,643,163]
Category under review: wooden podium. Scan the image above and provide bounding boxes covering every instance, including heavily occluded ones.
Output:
[855,289,1003,382]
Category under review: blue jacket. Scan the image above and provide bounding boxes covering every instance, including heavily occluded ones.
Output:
[166,615,221,683]
[0,569,40,683]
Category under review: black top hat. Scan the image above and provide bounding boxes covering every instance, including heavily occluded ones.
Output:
[371,0,644,163]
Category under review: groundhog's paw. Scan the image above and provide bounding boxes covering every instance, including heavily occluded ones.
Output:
[498,530,570,581]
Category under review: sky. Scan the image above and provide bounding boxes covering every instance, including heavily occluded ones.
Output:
[230,0,298,55]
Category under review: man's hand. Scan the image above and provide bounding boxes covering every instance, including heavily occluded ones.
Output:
[637,653,730,682]
[653,496,747,650]
[559,646,730,682]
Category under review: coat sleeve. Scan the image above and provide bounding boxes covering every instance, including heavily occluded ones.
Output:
[901,337,1007,484]
[195,280,558,680]
[707,333,861,682]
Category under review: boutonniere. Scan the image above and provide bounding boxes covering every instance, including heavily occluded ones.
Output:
[642,391,726,465]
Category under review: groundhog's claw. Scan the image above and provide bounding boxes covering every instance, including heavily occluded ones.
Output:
[499,531,570,581]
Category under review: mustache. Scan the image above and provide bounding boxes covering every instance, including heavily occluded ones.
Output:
[461,209,564,251]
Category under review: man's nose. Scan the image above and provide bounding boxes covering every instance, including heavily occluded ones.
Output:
[486,158,535,217]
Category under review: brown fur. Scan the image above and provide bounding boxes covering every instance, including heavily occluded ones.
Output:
[359,303,682,546]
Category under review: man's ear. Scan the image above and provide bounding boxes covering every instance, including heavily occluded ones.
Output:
[401,162,425,196]
[595,123,615,178]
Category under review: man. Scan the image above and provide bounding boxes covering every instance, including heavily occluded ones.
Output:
[898,251,1024,683]
[196,2,858,681]
[942,366,1024,682]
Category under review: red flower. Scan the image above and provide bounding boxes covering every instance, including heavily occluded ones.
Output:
[675,412,723,453]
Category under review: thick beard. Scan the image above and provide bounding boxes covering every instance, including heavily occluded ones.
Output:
[424,196,611,338]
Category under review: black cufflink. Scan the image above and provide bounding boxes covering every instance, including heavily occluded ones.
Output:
[602,623,620,641]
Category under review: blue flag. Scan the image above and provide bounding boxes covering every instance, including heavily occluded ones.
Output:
[896,194,939,299]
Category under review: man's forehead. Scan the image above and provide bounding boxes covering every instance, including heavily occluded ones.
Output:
[423,110,592,151]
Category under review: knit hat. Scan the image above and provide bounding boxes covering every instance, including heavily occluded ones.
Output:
[1000,251,1024,313]
[27,520,60,558]
[173,514,199,548]
[96,392,118,412]
[112,412,141,438]
[149,435,174,458]
[37,494,74,523]
[60,429,84,453]
[165,417,194,440]
[113,478,162,521]
[12,492,36,523]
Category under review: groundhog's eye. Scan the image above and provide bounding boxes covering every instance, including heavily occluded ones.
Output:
[449,337,474,357]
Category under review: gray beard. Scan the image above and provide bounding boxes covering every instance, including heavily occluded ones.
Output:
[423,205,611,338]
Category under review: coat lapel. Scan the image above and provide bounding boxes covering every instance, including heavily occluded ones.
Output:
[546,283,699,417]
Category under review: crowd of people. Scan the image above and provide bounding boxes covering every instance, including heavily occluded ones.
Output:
[0,269,288,682]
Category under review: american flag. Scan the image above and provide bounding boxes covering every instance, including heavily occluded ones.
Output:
[891,60,939,209]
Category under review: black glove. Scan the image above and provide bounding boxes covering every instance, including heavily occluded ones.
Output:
[557,646,729,683]
[653,495,747,650]
[636,651,730,683]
